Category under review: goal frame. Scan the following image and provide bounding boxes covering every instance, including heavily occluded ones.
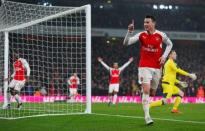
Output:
[1,3,91,117]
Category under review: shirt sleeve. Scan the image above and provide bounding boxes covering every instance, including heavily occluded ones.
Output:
[123,32,140,46]
[161,32,173,58]
[20,58,30,76]
[100,61,110,70]
[119,60,131,71]
[169,60,189,76]
[177,68,189,76]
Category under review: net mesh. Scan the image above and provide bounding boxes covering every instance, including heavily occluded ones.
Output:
[0,1,74,30]
[0,1,90,118]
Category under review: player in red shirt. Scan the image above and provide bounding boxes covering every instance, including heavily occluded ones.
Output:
[123,15,173,125]
[67,73,80,102]
[98,57,133,106]
[3,53,30,109]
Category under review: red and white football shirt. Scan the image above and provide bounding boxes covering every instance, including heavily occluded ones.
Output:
[12,58,30,81]
[68,76,80,88]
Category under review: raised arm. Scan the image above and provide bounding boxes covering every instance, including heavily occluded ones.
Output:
[123,32,140,46]
[123,20,140,46]
[98,57,110,70]
[119,57,133,71]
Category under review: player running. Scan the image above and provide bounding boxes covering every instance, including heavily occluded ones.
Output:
[150,50,197,113]
[98,57,133,106]
[123,15,173,125]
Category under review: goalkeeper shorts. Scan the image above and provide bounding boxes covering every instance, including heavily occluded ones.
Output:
[162,82,180,99]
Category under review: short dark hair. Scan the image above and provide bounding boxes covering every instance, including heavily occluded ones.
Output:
[169,50,176,56]
[171,50,176,53]
[145,15,156,22]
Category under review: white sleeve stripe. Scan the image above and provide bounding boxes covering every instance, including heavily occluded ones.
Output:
[162,39,173,58]
[20,58,30,76]
[100,61,110,70]
[155,30,173,58]
[157,30,169,43]
[128,32,141,45]
[119,61,131,71]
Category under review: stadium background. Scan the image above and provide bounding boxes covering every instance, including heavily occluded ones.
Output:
[2,0,204,98]
[0,0,205,131]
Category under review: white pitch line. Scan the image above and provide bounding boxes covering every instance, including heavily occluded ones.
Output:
[92,113,205,124]
[0,113,86,120]
[1,112,205,124]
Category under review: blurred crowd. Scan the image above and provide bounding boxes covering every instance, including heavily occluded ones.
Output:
[0,1,205,98]
[5,0,205,32]
[92,38,205,97]
[92,4,205,32]
[0,37,204,98]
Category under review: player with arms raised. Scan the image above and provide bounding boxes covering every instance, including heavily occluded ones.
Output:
[98,57,133,106]
[3,52,30,109]
[150,50,197,113]
[123,15,173,125]
[67,73,80,102]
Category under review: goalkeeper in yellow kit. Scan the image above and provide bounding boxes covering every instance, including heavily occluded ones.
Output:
[150,50,197,113]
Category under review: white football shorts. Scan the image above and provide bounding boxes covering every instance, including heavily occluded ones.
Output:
[138,67,161,90]
[108,84,119,93]
[69,88,77,96]
[9,79,26,92]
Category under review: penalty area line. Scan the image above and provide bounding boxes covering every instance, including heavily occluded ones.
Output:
[92,113,205,124]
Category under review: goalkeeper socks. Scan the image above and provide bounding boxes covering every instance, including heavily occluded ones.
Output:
[149,100,163,108]
[15,94,21,104]
[173,96,182,110]
[142,93,150,118]
[113,94,117,104]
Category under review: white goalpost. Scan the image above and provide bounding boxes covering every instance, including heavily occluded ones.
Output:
[0,0,91,119]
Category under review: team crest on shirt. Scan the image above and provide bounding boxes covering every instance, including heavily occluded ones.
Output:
[142,35,147,39]
[155,37,160,41]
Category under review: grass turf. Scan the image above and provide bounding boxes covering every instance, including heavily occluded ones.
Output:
[0,103,205,131]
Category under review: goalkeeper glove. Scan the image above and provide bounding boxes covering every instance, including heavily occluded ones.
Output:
[179,81,188,88]
[189,73,197,80]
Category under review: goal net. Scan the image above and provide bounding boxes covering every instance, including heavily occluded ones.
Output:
[0,1,91,119]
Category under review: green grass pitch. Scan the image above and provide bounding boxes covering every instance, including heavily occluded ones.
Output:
[0,103,205,131]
